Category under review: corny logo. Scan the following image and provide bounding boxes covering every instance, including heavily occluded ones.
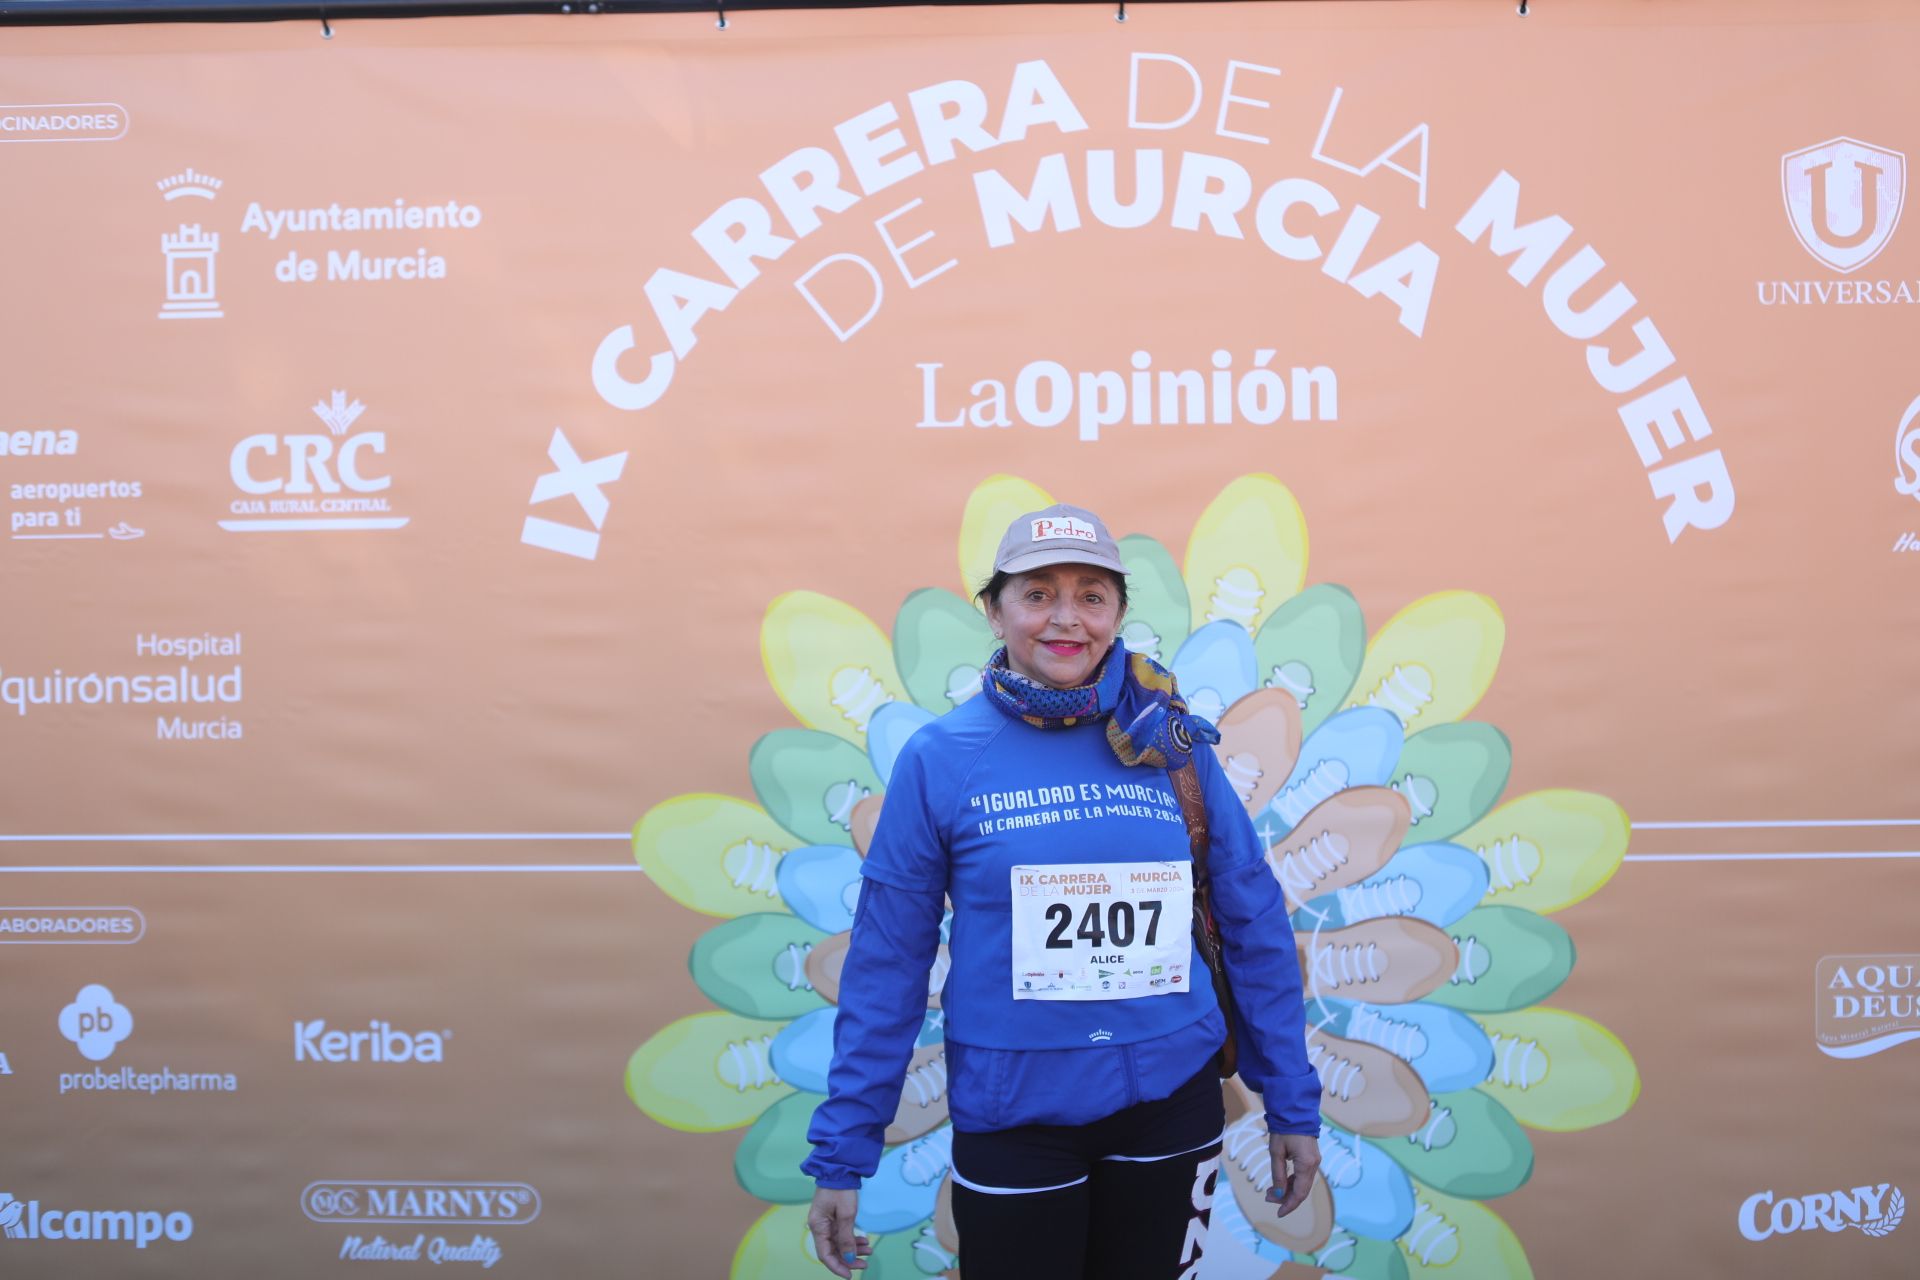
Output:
[58,984,132,1061]
[1739,1181,1904,1241]
[1781,137,1907,274]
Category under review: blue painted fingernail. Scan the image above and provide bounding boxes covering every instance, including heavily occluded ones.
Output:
[843,1251,858,1262]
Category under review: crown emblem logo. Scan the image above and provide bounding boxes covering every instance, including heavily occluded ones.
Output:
[156,168,222,201]
[310,391,367,437]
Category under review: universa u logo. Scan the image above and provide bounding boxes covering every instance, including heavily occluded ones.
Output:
[1782,137,1908,273]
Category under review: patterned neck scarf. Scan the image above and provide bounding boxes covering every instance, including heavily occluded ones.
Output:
[979,638,1221,770]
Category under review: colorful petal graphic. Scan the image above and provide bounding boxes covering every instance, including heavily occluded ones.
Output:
[749,729,881,850]
[763,591,909,745]
[1374,1089,1533,1199]
[690,913,831,1020]
[957,474,1052,596]
[1116,533,1191,664]
[1396,1184,1533,1278]
[628,1011,793,1132]
[1392,723,1512,844]
[1215,687,1303,818]
[893,588,995,713]
[1455,791,1630,915]
[633,794,797,919]
[1426,908,1574,1014]
[1183,474,1308,638]
[1474,1006,1640,1132]
[1349,593,1505,730]
[1255,583,1367,737]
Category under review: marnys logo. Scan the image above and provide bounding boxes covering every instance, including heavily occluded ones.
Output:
[0,1190,194,1249]
[1739,1181,1905,1242]
[58,983,132,1061]
[295,1019,448,1064]
[1816,955,1920,1057]
[302,1181,539,1226]
[221,390,408,534]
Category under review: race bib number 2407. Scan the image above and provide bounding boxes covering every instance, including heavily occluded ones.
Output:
[1009,861,1192,1001]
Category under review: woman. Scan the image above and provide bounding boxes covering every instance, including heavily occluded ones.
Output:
[803,503,1322,1278]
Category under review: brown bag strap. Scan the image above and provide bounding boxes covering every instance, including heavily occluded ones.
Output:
[1168,760,1239,1077]
[1167,761,1211,887]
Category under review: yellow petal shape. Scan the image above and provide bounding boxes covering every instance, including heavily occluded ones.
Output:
[633,794,798,918]
[958,474,1054,597]
[1399,1182,1533,1278]
[730,1203,815,1279]
[1455,790,1630,914]
[627,1011,794,1133]
[1475,1006,1640,1132]
[1183,475,1308,638]
[1349,591,1504,728]
[762,591,909,745]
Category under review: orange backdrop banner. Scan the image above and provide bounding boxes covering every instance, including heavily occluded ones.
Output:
[2,2,1918,1276]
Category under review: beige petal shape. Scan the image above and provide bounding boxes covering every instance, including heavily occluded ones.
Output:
[1265,787,1411,911]
[1215,688,1303,817]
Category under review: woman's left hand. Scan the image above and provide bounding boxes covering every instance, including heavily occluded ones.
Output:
[1263,1131,1321,1218]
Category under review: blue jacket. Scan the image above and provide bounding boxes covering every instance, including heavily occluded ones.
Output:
[803,693,1321,1189]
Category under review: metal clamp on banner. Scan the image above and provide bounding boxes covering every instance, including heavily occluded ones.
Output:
[1115,2,1125,21]
[1518,0,1530,13]
[319,9,330,35]
[715,2,726,29]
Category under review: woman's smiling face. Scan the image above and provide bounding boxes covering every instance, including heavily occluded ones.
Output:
[985,564,1125,690]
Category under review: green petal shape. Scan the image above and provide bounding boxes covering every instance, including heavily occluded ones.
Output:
[1371,1090,1533,1199]
[1392,723,1512,844]
[627,1011,793,1133]
[894,588,995,713]
[1317,1227,1411,1280]
[1454,790,1630,915]
[1253,583,1365,736]
[691,913,830,1020]
[734,1091,822,1203]
[1475,1006,1640,1132]
[1116,534,1190,663]
[1397,1184,1533,1278]
[1426,907,1574,1014]
[749,729,882,850]
[731,1203,812,1279]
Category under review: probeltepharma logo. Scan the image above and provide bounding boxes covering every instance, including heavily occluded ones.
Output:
[1816,955,1920,1058]
[58,984,132,1061]
[294,1020,449,1064]
[221,390,408,534]
[0,1190,194,1249]
[1739,1181,1904,1242]
[1759,137,1917,306]
[55,984,239,1096]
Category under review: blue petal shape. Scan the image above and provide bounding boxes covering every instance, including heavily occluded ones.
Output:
[770,1006,837,1094]
[1317,1121,1416,1240]
[1170,620,1259,724]
[1313,1000,1494,1095]
[1268,707,1404,832]
[867,701,935,784]
[1293,842,1490,932]
[857,1124,953,1233]
[776,845,865,934]
[1206,1175,1294,1266]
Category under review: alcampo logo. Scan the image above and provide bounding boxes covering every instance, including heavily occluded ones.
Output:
[1739,1182,1905,1241]
[58,984,132,1061]
[221,390,408,534]
[0,1191,193,1249]
[294,1019,448,1064]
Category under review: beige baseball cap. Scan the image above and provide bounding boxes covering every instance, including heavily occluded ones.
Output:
[993,504,1130,576]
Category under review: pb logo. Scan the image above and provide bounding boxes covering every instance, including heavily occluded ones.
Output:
[57,984,133,1062]
[1782,137,1907,274]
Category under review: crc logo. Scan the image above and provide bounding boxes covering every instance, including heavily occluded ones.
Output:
[301,1181,540,1225]
[1739,1182,1904,1241]
[1782,137,1907,273]
[222,391,407,533]
[58,984,132,1061]
[294,1019,447,1064]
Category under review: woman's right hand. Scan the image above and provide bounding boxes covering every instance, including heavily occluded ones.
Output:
[806,1186,871,1276]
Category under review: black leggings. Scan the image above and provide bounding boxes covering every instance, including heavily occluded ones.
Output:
[949,1066,1224,1280]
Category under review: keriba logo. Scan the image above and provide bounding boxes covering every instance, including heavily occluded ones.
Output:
[294,1020,448,1064]
[1782,137,1907,274]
